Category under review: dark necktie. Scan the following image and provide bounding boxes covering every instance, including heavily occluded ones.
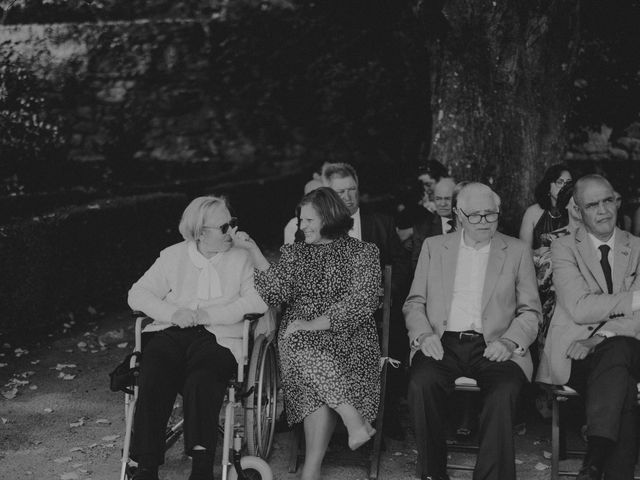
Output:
[598,244,613,294]
[447,218,456,233]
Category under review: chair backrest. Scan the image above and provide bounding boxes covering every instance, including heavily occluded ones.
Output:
[378,265,392,357]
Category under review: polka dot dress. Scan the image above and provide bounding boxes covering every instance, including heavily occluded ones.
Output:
[255,236,381,425]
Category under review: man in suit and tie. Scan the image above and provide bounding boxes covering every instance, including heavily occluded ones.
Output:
[404,182,540,480]
[411,177,457,270]
[537,174,640,480]
[323,162,411,438]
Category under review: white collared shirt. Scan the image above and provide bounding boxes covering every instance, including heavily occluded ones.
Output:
[447,231,491,332]
[440,216,454,234]
[349,209,362,241]
[588,230,615,278]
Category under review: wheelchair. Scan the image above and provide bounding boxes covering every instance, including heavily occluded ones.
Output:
[117,310,279,480]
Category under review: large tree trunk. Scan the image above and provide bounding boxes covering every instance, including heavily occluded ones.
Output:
[421,0,580,234]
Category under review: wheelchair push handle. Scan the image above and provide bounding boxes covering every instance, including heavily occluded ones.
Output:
[243,312,264,322]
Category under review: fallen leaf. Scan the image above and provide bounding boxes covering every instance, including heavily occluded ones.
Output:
[30,360,40,365]
[101,434,120,441]
[534,462,550,471]
[543,450,552,459]
[77,342,87,349]
[0,363,7,368]
[44,408,53,413]
[1,417,8,424]
[69,447,83,452]
[2,387,18,399]
[117,342,128,349]
[69,419,85,428]
[515,458,524,465]
[87,443,98,449]
[71,463,83,468]
[53,364,77,371]
[29,385,38,390]
[95,419,110,425]
[54,456,72,464]
[58,373,76,381]
[60,473,79,480]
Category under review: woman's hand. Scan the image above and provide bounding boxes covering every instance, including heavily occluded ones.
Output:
[283,320,305,338]
[171,308,197,328]
[230,227,258,250]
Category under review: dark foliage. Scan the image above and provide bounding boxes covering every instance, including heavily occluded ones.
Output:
[569,0,640,138]
[208,2,430,195]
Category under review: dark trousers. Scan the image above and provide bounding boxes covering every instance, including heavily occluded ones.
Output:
[408,333,525,480]
[131,326,237,465]
[568,336,640,480]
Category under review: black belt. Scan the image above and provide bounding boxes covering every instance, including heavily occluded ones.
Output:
[443,330,483,343]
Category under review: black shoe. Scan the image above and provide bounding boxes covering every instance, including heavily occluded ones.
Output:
[576,465,602,480]
[131,467,159,480]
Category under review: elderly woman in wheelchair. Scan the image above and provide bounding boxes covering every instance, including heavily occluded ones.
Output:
[125,195,268,480]
[233,187,382,480]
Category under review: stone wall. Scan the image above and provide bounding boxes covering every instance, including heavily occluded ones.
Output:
[0,20,223,168]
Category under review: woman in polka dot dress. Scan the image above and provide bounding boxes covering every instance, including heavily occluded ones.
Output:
[232,187,381,480]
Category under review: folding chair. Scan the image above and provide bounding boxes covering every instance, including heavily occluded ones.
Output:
[446,377,481,472]
[287,265,395,480]
[549,384,640,479]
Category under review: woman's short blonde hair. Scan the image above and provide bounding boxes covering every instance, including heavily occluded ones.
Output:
[178,195,229,242]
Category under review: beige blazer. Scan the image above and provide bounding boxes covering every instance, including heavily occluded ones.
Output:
[404,230,541,380]
[537,227,640,385]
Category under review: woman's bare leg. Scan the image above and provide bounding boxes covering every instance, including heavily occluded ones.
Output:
[334,403,376,450]
[301,405,337,480]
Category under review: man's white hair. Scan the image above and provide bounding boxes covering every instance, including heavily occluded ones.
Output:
[456,182,501,212]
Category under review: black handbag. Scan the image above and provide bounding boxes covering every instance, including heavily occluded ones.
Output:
[109,352,141,394]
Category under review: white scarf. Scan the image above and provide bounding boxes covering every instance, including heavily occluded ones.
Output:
[188,242,224,300]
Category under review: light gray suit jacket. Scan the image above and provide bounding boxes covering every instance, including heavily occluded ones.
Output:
[537,227,640,385]
[404,230,541,380]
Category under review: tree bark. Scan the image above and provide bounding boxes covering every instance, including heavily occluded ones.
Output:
[420,0,580,233]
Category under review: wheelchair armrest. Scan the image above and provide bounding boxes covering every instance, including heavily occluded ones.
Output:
[131,311,154,353]
[243,312,265,322]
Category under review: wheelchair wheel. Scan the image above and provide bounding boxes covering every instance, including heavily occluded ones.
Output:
[227,455,273,480]
[245,335,278,458]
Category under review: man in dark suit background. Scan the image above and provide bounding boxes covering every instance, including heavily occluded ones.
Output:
[538,175,640,480]
[411,177,457,270]
[323,162,411,439]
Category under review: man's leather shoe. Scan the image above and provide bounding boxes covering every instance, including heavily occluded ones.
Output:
[575,464,602,480]
[131,467,159,480]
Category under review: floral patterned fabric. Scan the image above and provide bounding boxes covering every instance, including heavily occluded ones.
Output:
[533,226,572,349]
[255,236,381,425]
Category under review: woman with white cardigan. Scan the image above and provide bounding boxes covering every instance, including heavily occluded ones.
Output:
[127,196,268,480]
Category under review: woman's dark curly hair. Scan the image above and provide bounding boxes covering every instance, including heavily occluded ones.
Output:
[534,164,572,210]
[297,187,353,240]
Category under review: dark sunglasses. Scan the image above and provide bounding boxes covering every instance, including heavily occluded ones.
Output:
[202,217,238,234]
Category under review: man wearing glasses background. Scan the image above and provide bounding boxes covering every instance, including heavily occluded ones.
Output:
[411,177,457,271]
[404,182,540,480]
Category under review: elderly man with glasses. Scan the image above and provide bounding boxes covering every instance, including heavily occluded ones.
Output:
[404,182,540,480]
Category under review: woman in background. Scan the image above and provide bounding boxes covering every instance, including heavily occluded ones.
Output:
[519,164,572,249]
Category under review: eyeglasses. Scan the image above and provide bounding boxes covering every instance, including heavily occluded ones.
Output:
[202,217,238,234]
[554,178,572,188]
[458,209,499,225]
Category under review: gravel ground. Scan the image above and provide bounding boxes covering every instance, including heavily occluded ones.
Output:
[0,311,598,480]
